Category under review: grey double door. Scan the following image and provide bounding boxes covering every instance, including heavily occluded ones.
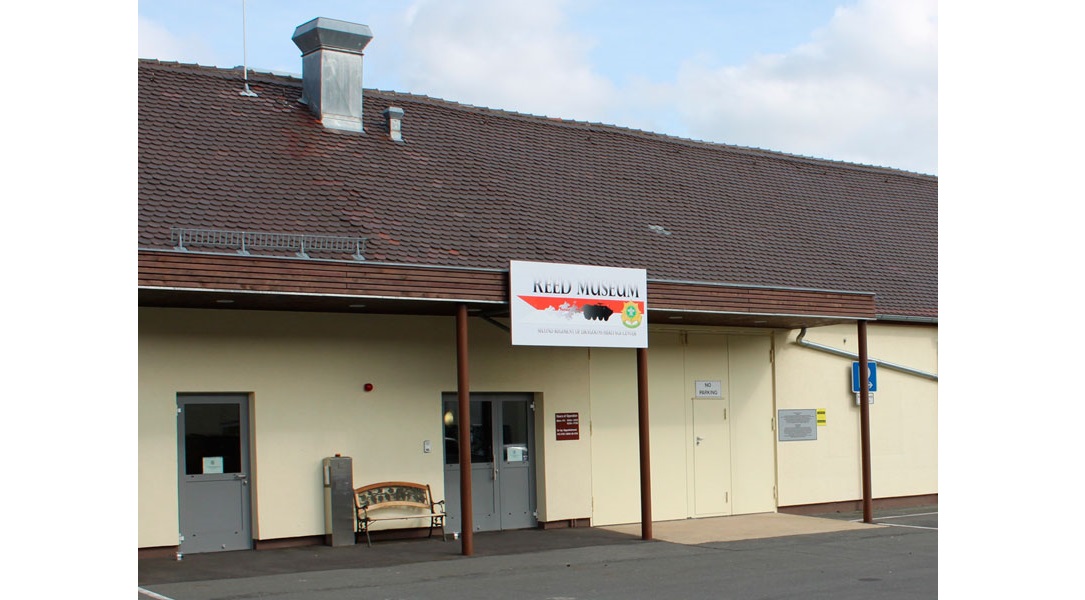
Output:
[177,394,252,554]
[442,393,537,533]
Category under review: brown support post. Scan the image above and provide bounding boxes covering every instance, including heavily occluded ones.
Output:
[858,320,873,524]
[456,305,474,555]
[637,347,653,540]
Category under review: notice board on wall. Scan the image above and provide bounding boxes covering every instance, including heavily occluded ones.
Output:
[556,412,580,441]
[778,409,817,442]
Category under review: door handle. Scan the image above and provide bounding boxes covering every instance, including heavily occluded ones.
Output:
[234,474,248,485]
[492,462,498,481]
[696,436,704,446]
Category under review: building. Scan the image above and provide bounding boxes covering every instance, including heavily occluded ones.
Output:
[138,17,937,557]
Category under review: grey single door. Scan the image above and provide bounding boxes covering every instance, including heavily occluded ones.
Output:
[177,394,252,554]
[497,399,535,529]
[443,394,536,533]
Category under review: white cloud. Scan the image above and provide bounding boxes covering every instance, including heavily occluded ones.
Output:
[138,15,218,65]
[393,0,936,174]
[135,0,936,174]
[669,0,938,173]
[398,0,616,120]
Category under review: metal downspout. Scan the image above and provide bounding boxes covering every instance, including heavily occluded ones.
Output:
[794,328,938,381]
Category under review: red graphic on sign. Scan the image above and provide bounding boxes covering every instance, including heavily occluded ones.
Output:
[517,295,643,314]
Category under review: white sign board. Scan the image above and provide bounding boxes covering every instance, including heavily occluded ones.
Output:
[510,260,648,348]
[695,380,723,397]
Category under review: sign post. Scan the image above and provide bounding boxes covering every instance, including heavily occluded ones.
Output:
[857,322,873,523]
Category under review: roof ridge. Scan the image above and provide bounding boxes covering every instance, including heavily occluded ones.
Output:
[367,88,937,179]
[139,58,303,86]
[138,59,936,180]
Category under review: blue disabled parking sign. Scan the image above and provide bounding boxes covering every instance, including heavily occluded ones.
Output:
[852,361,878,393]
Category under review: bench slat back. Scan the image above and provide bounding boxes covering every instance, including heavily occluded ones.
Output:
[355,482,432,511]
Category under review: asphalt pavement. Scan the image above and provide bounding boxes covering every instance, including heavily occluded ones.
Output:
[138,506,937,600]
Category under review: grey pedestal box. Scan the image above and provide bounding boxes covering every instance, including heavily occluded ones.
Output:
[322,456,355,546]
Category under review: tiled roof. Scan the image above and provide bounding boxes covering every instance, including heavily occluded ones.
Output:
[138,59,937,319]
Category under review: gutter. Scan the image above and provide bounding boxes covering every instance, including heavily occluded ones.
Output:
[794,328,938,381]
[877,314,938,324]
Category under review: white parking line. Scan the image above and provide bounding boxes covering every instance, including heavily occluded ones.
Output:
[874,511,938,520]
[138,587,176,600]
[847,511,938,530]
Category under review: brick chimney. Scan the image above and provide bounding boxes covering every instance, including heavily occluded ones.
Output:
[291,18,373,133]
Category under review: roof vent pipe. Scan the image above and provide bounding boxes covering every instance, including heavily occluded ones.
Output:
[383,107,404,142]
[291,18,373,133]
[239,0,258,97]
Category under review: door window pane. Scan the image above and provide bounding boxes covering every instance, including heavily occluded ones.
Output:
[184,403,242,475]
[443,401,459,465]
[470,401,493,464]
[501,401,529,463]
[442,400,494,464]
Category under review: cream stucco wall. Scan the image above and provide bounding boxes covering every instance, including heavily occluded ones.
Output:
[139,307,600,548]
[139,309,458,547]
[140,308,937,549]
[773,323,938,507]
[457,317,594,523]
[588,328,777,526]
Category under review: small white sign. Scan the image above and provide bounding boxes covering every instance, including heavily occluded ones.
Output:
[202,456,224,474]
[695,380,723,398]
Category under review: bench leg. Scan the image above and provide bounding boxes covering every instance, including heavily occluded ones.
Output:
[359,521,372,548]
[436,516,447,542]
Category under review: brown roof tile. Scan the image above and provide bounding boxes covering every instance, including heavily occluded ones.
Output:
[138,59,936,319]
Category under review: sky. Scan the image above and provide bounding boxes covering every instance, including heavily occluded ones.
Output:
[137,0,938,175]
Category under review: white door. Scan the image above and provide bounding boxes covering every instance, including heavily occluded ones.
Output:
[728,335,778,515]
[693,398,732,516]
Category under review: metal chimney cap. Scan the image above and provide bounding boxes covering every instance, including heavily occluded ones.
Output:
[292,17,373,56]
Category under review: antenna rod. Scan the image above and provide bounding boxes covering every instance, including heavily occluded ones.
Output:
[240,0,257,97]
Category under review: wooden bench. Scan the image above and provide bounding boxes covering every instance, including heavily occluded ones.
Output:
[353,481,447,547]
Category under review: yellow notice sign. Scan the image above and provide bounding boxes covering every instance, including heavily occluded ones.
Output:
[816,409,827,426]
